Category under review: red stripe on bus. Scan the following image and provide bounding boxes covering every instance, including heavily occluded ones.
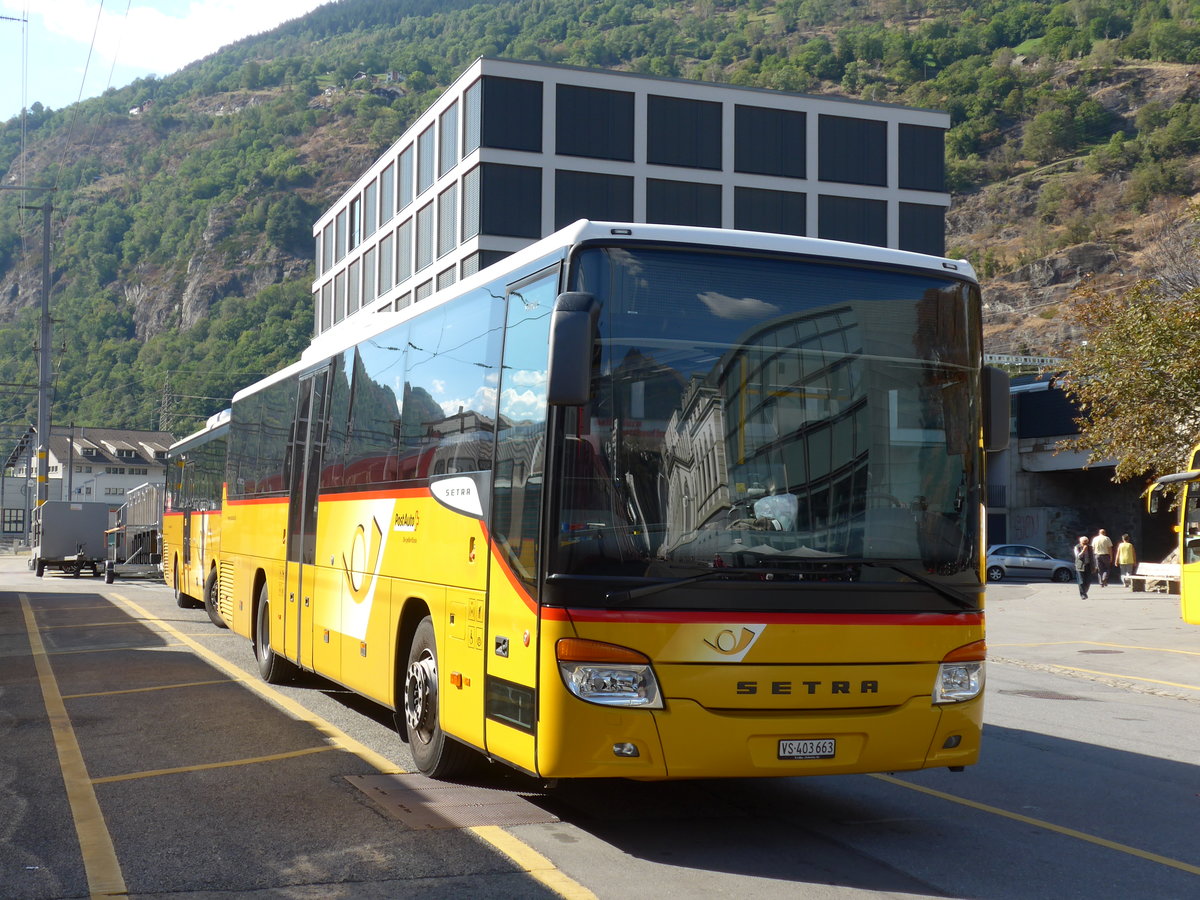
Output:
[540,608,983,626]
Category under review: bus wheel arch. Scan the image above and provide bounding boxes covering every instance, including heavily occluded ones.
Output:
[401,611,478,778]
[204,566,226,628]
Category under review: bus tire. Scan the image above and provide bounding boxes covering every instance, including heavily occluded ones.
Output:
[403,616,478,779]
[204,569,227,629]
[35,558,45,577]
[255,583,296,684]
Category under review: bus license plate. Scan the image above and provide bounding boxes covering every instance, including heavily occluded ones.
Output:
[779,738,836,760]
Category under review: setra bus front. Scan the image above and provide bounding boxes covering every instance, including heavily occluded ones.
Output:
[524,236,1002,779]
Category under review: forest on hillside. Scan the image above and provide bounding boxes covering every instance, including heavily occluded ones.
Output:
[2,0,1200,436]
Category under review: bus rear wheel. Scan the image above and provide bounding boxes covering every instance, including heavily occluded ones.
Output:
[403,616,479,779]
[204,569,227,629]
[255,584,297,684]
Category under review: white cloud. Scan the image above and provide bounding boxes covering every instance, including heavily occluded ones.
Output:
[697,290,781,320]
[9,1,325,76]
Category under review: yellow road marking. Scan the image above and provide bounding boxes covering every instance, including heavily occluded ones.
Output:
[63,679,234,699]
[1039,664,1200,693]
[18,594,127,898]
[873,773,1200,876]
[93,746,335,784]
[110,593,595,900]
[990,639,1200,658]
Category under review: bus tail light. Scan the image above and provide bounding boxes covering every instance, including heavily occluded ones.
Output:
[556,639,663,709]
[933,640,986,704]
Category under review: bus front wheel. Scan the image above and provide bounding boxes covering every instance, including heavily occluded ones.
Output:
[403,616,478,779]
[255,584,296,684]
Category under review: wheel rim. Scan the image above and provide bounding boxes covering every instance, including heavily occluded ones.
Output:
[405,650,438,740]
[987,567,1003,581]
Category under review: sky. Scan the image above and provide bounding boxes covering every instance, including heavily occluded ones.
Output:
[0,0,329,122]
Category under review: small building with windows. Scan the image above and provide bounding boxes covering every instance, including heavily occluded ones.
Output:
[312,57,953,337]
[1,426,174,545]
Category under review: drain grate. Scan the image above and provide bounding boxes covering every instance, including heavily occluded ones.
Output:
[346,773,560,829]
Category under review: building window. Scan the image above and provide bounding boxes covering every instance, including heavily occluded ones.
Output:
[646,178,721,227]
[380,162,395,226]
[734,186,807,236]
[439,101,459,177]
[3,508,24,534]
[818,194,887,247]
[322,222,333,271]
[898,202,946,255]
[818,115,887,187]
[378,232,394,294]
[315,232,324,276]
[335,208,348,261]
[347,259,361,315]
[437,266,456,292]
[105,487,126,496]
[462,166,480,240]
[397,219,413,282]
[437,184,458,258]
[396,291,412,311]
[647,95,722,170]
[334,270,346,323]
[398,145,414,211]
[415,280,434,302]
[480,76,542,152]
[417,125,435,195]
[899,124,945,192]
[349,196,362,249]
[320,282,332,332]
[363,246,377,303]
[106,466,126,475]
[364,179,378,239]
[735,105,806,178]
[472,163,541,238]
[464,79,481,154]
[130,467,148,476]
[554,170,634,230]
[416,202,434,272]
[556,84,634,161]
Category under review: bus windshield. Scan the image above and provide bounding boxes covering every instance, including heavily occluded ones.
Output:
[554,244,982,589]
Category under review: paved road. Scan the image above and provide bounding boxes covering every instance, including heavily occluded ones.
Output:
[2,556,1198,899]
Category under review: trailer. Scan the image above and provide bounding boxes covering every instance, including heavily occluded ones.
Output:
[31,500,110,577]
[104,482,164,584]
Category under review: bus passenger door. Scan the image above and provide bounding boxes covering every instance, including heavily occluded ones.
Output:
[284,367,330,669]
[485,268,560,768]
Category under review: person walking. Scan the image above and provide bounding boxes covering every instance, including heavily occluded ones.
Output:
[1074,535,1096,599]
[1092,528,1114,587]
[1116,533,1137,587]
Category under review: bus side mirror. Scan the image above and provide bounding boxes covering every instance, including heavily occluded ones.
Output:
[982,365,1010,453]
[547,292,600,407]
[1148,484,1162,515]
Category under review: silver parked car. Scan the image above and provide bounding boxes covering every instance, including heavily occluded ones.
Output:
[986,544,1076,583]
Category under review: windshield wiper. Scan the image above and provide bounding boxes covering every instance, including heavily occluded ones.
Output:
[856,560,978,610]
[606,569,766,603]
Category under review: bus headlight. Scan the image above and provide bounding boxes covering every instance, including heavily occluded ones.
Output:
[933,640,986,704]
[557,638,663,709]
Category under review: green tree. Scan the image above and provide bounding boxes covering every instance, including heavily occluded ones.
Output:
[1058,280,1200,482]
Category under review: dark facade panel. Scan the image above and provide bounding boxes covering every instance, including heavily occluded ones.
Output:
[480,163,542,238]
[554,170,635,230]
[1017,388,1081,440]
[818,115,887,186]
[898,202,945,256]
[818,195,887,247]
[735,105,806,178]
[647,95,722,170]
[646,179,721,227]
[734,186,807,236]
[899,123,945,192]
[556,85,635,161]
[481,76,543,152]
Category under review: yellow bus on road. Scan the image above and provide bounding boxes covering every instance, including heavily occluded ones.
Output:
[1151,447,1200,624]
[201,221,1008,779]
[164,409,229,628]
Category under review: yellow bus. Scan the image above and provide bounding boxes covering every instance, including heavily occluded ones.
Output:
[164,409,229,628]
[1150,448,1200,624]
[210,221,1008,779]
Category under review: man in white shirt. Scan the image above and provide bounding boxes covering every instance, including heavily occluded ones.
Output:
[1092,528,1114,587]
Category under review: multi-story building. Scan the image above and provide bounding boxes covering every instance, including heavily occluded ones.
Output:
[312,57,952,338]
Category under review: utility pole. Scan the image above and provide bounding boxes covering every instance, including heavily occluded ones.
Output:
[3,185,56,512]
